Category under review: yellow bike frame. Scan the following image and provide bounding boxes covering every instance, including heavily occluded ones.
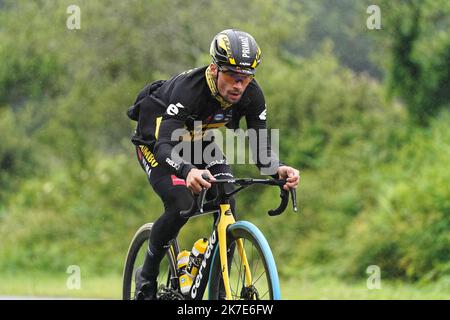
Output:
[217,204,253,300]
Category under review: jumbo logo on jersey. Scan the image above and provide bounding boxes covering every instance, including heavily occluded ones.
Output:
[167,102,184,116]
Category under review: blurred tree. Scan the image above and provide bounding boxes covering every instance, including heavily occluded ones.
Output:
[378,0,450,125]
[289,0,383,78]
[0,1,64,108]
[0,107,36,199]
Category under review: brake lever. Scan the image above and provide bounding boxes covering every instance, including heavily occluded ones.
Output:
[180,173,211,218]
[290,188,298,213]
[198,187,207,213]
[198,172,213,213]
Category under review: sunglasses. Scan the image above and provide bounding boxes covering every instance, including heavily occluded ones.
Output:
[217,65,254,83]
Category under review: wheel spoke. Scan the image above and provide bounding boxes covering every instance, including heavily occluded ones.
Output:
[252,247,261,278]
[260,289,270,299]
[253,270,265,286]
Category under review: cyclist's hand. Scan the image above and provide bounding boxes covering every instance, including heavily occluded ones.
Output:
[186,169,216,194]
[276,166,300,191]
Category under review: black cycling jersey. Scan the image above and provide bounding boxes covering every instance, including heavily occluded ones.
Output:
[130,65,283,179]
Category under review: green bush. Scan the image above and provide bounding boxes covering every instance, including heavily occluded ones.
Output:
[0,153,162,274]
[0,107,37,200]
[339,112,450,281]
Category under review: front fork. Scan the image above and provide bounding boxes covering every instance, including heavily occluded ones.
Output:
[217,204,252,300]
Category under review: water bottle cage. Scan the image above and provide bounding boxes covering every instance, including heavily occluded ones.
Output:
[192,257,202,267]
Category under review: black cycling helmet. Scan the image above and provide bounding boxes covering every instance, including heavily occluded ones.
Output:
[210,29,262,75]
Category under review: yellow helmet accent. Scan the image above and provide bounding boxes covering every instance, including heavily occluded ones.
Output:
[218,35,228,52]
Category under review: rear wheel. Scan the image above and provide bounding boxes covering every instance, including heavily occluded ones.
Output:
[122,223,181,300]
[208,221,281,300]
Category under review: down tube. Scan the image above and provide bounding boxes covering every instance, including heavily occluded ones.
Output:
[188,229,219,300]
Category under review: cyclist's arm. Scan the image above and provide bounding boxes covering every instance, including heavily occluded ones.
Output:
[152,94,199,179]
[246,113,284,178]
[244,86,285,178]
[154,115,214,190]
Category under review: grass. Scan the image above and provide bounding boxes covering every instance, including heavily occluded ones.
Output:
[0,272,122,299]
[281,276,450,300]
[1,272,449,300]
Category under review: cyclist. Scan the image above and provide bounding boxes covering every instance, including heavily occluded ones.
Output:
[128,29,300,300]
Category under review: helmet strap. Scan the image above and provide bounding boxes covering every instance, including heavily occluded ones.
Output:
[205,65,232,109]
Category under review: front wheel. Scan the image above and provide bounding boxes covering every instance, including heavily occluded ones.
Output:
[208,221,281,300]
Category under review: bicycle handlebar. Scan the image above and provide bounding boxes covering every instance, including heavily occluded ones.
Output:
[180,174,299,219]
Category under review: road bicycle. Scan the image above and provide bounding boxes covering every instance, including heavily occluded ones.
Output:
[123,175,298,300]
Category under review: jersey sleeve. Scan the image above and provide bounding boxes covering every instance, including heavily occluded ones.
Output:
[244,83,285,178]
[153,87,198,179]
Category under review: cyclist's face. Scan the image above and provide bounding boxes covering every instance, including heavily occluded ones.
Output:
[211,64,254,104]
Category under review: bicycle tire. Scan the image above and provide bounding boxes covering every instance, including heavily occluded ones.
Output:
[208,221,281,300]
[122,223,179,300]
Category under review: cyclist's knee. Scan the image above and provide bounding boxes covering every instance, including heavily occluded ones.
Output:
[163,186,194,215]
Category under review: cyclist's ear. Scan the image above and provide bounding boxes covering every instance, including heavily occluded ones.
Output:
[209,63,219,78]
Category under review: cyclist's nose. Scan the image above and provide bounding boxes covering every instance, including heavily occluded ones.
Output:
[232,80,244,90]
